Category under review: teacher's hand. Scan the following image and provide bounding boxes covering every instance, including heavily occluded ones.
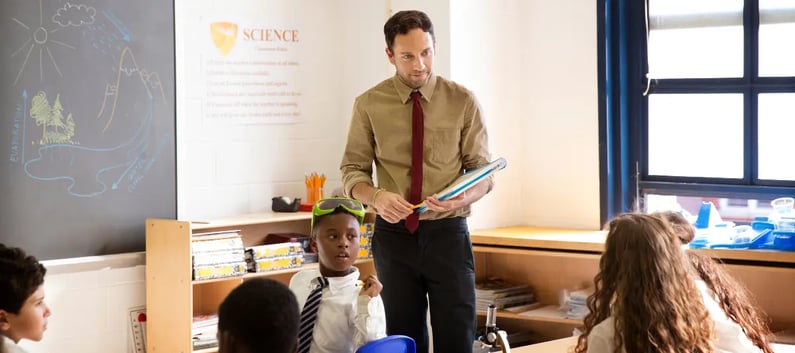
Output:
[423,192,465,212]
[374,191,413,223]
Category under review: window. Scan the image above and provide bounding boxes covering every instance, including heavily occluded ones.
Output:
[599,0,795,224]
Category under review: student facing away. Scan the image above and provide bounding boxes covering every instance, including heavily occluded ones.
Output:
[0,244,51,353]
[574,213,770,353]
[217,277,299,353]
[654,211,773,353]
[289,198,386,353]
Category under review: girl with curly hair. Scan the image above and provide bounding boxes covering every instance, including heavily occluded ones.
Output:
[574,213,771,353]
[656,211,773,353]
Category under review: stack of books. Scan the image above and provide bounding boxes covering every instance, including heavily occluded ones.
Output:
[475,277,539,313]
[192,314,218,350]
[244,242,304,272]
[191,230,247,280]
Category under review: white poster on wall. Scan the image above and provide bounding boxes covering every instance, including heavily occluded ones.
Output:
[200,1,308,124]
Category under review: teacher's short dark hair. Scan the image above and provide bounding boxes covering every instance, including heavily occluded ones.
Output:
[384,10,435,52]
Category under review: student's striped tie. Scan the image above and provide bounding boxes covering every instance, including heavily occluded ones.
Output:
[297,276,328,353]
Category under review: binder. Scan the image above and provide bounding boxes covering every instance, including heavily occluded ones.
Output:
[413,157,507,213]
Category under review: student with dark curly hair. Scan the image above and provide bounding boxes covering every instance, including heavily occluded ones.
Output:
[217,278,299,353]
[574,213,770,353]
[0,244,51,353]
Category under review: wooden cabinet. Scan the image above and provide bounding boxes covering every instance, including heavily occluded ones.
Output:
[471,226,795,342]
[145,212,374,353]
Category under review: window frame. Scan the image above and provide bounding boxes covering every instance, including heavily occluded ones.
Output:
[599,0,795,224]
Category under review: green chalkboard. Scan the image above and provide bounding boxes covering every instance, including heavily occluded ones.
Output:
[0,0,175,259]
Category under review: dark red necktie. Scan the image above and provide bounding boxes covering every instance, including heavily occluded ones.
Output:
[406,91,423,233]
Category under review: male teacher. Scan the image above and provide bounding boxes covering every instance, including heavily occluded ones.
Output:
[340,10,493,353]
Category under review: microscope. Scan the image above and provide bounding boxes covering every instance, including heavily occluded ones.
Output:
[474,304,511,353]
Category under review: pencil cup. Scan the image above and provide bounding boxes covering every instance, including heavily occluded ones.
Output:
[306,186,323,205]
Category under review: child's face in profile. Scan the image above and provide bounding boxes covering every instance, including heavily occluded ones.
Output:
[1,285,51,343]
[312,212,361,277]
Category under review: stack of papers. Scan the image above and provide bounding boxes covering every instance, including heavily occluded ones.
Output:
[192,314,218,349]
[561,288,591,319]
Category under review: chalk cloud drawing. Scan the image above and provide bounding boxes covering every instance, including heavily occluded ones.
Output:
[52,2,95,27]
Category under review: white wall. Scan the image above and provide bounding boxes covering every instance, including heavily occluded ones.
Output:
[517,0,600,230]
[20,1,599,352]
[449,0,600,230]
[449,0,526,230]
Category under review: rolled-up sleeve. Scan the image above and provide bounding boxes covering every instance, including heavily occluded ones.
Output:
[341,95,376,197]
[460,93,494,193]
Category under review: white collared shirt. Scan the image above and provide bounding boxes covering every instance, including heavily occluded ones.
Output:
[1,336,28,353]
[289,268,386,353]
[587,280,762,353]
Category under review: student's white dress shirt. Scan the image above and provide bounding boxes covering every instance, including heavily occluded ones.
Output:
[587,280,761,353]
[289,268,386,353]
[1,336,28,353]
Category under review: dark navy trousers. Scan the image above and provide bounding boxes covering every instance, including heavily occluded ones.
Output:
[372,216,476,353]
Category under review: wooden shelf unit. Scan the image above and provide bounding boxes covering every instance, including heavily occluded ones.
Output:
[471,226,795,342]
[145,212,374,353]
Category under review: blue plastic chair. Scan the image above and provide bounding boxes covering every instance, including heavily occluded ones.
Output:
[355,335,416,353]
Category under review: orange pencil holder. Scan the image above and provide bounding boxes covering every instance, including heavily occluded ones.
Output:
[306,186,323,205]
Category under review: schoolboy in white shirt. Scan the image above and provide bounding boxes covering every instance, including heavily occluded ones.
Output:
[289,198,386,353]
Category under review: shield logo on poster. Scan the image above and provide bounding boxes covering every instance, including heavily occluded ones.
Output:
[210,22,238,56]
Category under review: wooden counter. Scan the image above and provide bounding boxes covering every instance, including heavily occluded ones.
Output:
[470,226,795,338]
[471,227,606,252]
[511,336,795,353]
[471,226,795,264]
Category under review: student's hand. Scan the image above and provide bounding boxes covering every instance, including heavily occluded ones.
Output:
[359,274,382,298]
[374,191,414,223]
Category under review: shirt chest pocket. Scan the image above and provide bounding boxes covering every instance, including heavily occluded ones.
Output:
[429,128,460,164]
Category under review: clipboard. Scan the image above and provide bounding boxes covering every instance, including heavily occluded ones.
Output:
[413,157,507,213]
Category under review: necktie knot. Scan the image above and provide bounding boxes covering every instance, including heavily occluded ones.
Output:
[313,276,328,290]
[411,90,422,101]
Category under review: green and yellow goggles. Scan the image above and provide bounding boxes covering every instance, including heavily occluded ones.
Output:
[311,197,366,230]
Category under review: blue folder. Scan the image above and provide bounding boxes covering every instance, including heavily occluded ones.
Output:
[413,157,507,213]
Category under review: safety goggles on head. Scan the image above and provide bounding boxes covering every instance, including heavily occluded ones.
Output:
[311,197,366,230]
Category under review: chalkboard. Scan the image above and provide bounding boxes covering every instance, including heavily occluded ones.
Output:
[0,0,175,259]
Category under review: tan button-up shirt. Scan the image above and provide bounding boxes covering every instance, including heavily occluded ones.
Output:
[341,73,492,220]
